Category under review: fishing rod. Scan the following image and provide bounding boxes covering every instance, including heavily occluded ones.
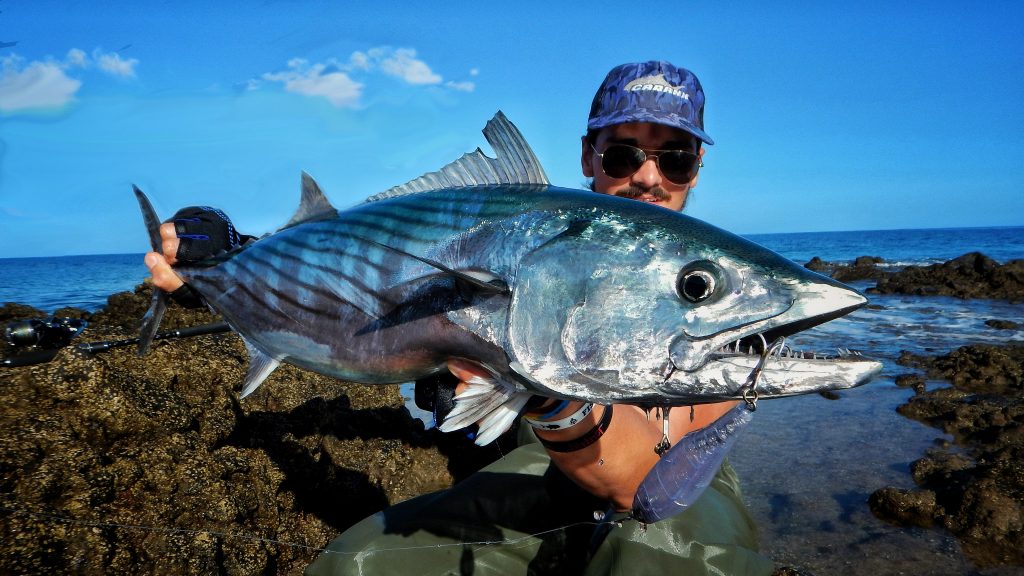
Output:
[1,318,231,367]
[76,321,232,353]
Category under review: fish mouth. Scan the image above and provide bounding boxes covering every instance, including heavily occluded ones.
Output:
[663,283,881,403]
[658,338,882,405]
[707,299,864,360]
[671,279,867,371]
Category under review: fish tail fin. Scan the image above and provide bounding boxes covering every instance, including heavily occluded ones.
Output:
[631,403,755,524]
[133,185,168,356]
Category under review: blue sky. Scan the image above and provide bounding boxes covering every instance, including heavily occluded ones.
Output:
[1,1,1021,258]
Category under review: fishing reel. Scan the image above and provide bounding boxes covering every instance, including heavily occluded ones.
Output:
[3,317,87,349]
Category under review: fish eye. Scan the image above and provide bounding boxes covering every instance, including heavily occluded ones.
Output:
[677,269,717,303]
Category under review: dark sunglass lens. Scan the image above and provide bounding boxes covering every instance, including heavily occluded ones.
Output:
[601,145,646,179]
[659,151,699,184]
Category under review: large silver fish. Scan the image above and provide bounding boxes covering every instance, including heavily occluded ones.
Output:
[135,112,881,446]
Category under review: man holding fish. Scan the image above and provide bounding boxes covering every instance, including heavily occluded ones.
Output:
[145,62,777,574]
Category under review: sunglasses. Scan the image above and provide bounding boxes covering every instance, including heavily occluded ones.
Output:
[590,142,703,185]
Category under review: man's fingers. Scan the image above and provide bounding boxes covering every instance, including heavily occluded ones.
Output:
[159,222,177,241]
[145,251,185,292]
[159,223,180,264]
[447,359,494,395]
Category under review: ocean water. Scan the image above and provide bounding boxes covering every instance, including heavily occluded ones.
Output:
[1,226,1021,314]
[2,226,1023,574]
[746,225,1024,267]
[0,253,147,313]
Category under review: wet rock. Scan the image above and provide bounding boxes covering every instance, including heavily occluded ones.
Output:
[772,566,818,576]
[853,256,885,267]
[868,487,938,528]
[897,343,1023,395]
[0,302,46,322]
[802,255,891,282]
[803,257,829,273]
[874,343,1024,568]
[870,252,1024,301]
[894,374,925,390]
[0,286,510,575]
[987,319,1020,330]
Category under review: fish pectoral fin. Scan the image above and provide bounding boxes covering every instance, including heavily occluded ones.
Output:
[363,237,509,296]
[438,360,531,446]
[239,338,281,398]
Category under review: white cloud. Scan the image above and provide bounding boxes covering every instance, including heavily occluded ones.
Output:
[445,80,475,92]
[377,48,441,85]
[96,51,138,78]
[66,48,88,68]
[0,55,81,112]
[0,47,139,114]
[258,47,474,107]
[348,47,441,85]
[348,51,371,71]
[262,59,363,108]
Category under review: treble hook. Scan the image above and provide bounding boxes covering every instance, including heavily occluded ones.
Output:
[740,336,787,411]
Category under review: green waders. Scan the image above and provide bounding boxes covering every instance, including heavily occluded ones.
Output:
[306,434,773,576]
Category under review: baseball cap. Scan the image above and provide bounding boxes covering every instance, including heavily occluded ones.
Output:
[587,61,713,145]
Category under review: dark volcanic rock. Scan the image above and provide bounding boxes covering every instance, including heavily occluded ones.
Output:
[0,285,508,574]
[869,487,938,528]
[897,344,1023,394]
[802,255,891,282]
[0,303,47,322]
[872,343,1024,568]
[803,257,830,273]
[871,252,1024,301]
[987,319,1021,330]
[894,374,927,394]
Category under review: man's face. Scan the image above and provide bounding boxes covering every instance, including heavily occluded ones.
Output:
[581,122,705,212]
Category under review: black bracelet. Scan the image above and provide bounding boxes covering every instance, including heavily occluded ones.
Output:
[538,405,613,453]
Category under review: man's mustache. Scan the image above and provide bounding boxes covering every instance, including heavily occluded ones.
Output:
[614,186,671,202]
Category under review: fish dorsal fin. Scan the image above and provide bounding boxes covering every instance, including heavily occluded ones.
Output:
[365,111,550,202]
[281,171,338,230]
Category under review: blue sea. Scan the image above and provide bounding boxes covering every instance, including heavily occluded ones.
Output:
[1,226,1021,314]
[2,226,1023,575]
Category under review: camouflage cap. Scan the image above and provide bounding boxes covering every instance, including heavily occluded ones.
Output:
[588,61,713,145]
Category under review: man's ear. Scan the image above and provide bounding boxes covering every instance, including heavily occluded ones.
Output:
[581,135,595,178]
[689,147,706,188]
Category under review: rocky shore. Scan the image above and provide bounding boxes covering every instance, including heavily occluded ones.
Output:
[0,286,509,574]
[802,251,1023,569]
[869,344,1023,568]
[2,249,1022,574]
[803,251,1024,302]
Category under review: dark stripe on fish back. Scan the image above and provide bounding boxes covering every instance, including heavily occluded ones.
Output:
[214,265,349,324]
[228,250,391,316]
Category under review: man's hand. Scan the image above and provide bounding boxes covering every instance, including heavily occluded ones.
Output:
[144,206,247,299]
[145,222,186,293]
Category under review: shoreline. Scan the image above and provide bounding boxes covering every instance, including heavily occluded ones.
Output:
[0,286,513,574]
[869,343,1023,568]
[1,251,1022,574]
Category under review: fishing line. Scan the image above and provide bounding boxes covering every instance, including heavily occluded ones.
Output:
[0,504,604,557]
